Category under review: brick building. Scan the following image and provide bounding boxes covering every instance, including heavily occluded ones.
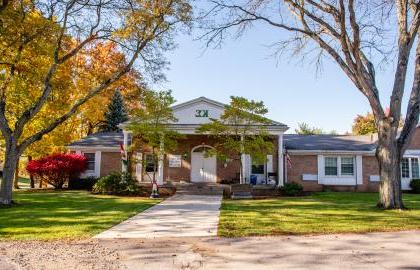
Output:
[68,97,420,191]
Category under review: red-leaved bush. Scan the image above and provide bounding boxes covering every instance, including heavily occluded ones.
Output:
[26,153,87,189]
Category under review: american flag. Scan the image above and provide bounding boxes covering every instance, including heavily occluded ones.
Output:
[120,143,128,168]
[285,150,292,169]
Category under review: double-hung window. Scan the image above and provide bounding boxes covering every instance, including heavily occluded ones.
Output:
[84,153,95,171]
[341,157,355,176]
[401,157,420,179]
[325,157,338,176]
[324,156,354,177]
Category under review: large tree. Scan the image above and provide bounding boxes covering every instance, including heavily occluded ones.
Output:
[0,0,191,205]
[201,0,420,209]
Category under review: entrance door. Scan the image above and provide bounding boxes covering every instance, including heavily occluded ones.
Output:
[191,146,217,182]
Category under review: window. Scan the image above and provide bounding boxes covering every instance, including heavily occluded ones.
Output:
[401,158,410,178]
[145,154,156,173]
[401,157,420,179]
[341,157,355,176]
[84,153,95,171]
[412,158,420,179]
[251,164,265,174]
[325,157,338,176]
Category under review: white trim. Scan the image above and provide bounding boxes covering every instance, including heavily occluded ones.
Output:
[68,146,120,152]
[317,155,324,182]
[317,155,357,186]
[95,151,101,178]
[288,150,375,155]
[135,152,143,182]
[302,174,317,181]
[404,149,420,156]
[356,155,363,185]
[266,155,274,173]
[277,134,284,187]
[79,151,101,178]
[171,96,226,111]
[369,175,380,182]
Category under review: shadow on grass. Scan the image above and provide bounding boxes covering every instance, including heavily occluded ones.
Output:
[0,190,159,240]
[219,192,420,237]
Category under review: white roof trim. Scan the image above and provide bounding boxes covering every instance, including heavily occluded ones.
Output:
[287,150,376,155]
[68,146,120,152]
[171,96,226,111]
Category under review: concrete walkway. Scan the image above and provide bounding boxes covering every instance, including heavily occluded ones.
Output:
[95,194,222,239]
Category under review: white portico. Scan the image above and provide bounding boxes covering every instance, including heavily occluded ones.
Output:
[122,97,288,186]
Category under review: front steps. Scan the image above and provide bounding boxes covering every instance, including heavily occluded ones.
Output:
[174,182,226,196]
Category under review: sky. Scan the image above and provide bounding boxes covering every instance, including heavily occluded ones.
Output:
[157,5,411,135]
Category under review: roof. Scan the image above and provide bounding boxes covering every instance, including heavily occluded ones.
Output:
[68,132,123,148]
[284,134,377,152]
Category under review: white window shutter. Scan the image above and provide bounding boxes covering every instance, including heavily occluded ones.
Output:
[356,155,363,185]
[317,155,324,184]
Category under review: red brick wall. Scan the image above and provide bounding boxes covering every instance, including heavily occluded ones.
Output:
[286,154,382,192]
[100,152,121,177]
[359,155,380,192]
[286,155,323,191]
[161,135,278,183]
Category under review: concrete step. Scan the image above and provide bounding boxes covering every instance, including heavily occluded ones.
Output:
[231,191,253,199]
[174,183,226,196]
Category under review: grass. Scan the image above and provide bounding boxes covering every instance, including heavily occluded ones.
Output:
[0,190,160,240]
[219,192,420,237]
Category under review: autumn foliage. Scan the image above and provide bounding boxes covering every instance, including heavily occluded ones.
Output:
[26,154,87,189]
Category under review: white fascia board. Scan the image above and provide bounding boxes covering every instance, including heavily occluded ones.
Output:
[166,124,288,134]
[287,150,375,156]
[67,146,120,152]
[171,96,226,111]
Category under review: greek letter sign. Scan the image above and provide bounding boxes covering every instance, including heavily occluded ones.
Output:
[195,109,209,118]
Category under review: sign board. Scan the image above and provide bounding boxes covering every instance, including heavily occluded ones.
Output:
[169,155,182,168]
[195,109,209,117]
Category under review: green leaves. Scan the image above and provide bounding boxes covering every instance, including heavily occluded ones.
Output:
[196,96,274,164]
[129,90,182,157]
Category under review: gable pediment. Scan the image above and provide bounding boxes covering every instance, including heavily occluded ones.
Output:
[171,97,225,125]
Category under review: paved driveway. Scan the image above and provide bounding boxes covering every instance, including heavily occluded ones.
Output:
[102,230,420,270]
[95,194,222,239]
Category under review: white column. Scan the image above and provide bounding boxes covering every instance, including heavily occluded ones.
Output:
[157,136,164,185]
[95,151,102,178]
[277,134,284,187]
[122,131,129,173]
[240,135,246,184]
[135,153,143,182]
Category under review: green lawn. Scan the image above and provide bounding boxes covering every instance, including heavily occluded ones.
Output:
[219,192,420,237]
[0,191,160,240]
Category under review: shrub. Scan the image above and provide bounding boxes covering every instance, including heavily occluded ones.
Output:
[92,172,139,195]
[26,153,87,189]
[281,182,303,196]
[410,179,420,194]
[68,176,98,190]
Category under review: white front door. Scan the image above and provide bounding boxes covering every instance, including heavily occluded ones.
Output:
[191,151,217,182]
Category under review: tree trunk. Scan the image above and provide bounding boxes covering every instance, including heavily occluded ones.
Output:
[0,143,19,206]
[376,123,404,209]
[13,157,20,189]
[28,156,35,188]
